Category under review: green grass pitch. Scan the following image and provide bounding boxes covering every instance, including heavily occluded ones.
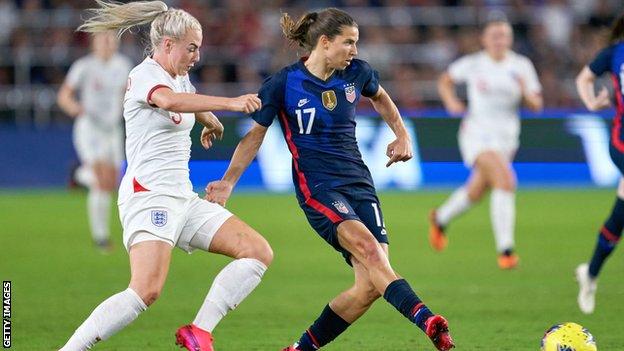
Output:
[1,189,622,350]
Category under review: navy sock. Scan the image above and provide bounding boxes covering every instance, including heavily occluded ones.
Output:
[295,305,350,351]
[383,279,434,332]
[588,197,624,277]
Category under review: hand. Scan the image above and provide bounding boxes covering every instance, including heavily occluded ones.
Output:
[204,180,234,207]
[200,122,224,149]
[445,99,466,116]
[229,94,262,114]
[589,86,611,111]
[385,137,413,167]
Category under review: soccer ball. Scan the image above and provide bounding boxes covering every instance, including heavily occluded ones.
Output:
[541,322,597,351]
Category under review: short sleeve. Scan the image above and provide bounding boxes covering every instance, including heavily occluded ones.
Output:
[65,59,86,89]
[128,64,172,107]
[521,58,542,94]
[448,55,472,83]
[589,46,613,76]
[251,72,285,127]
[359,60,380,97]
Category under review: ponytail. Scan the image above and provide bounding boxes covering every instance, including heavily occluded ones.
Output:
[280,8,356,52]
[78,1,201,55]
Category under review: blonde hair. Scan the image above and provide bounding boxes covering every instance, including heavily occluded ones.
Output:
[78,0,202,54]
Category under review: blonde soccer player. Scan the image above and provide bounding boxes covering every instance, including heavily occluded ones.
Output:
[57,31,132,251]
[431,18,543,269]
[59,2,272,350]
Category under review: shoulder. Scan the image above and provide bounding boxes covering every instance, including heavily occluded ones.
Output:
[262,65,291,89]
[114,54,134,69]
[346,58,374,73]
[70,55,92,70]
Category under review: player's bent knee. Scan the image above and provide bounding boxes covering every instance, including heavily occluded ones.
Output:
[237,234,274,267]
[130,285,161,306]
[357,241,386,267]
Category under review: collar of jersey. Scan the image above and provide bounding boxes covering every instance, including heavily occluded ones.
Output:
[297,58,338,85]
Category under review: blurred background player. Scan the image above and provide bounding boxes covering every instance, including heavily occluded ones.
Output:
[206,8,454,351]
[430,17,543,269]
[59,1,272,350]
[57,30,132,251]
[574,12,624,315]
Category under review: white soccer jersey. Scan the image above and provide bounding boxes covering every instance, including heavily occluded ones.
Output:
[448,51,541,135]
[65,53,133,129]
[118,57,197,204]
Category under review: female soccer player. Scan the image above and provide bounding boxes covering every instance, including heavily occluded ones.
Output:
[57,31,133,251]
[59,2,272,350]
[206,8,454,351]
[431,19,543,269]
[575,13,624,314]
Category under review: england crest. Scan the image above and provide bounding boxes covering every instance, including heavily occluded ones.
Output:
[151,210,167,227]
[344,84,356,103]
[332,200,349,214]
[322,90,337,111]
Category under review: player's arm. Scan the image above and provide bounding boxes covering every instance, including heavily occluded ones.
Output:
[205,122,268,206]
[57,82,83,118]
[149,87,261,114]
[195,112,224,149]
[368,85,413,167]
[437,71,466,115]
[520,87,543,112]
[576,66,611,111]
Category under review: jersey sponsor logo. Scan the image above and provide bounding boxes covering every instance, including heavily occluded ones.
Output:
[332,200,349,214]
[321,90,337,111]
[381,228,387,235]
[297,98,310,107]
[170,112,182,125]
[151,210,167,227]
[344,83,356,103]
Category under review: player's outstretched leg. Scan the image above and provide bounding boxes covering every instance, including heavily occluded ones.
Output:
[576,195,624,313]
[176,216,272,351]
[338,221,454,350]
[59,240,170,350]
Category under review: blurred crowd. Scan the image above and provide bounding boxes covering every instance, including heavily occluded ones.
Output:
[0,0,623,125]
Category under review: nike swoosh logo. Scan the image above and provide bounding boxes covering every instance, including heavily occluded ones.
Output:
[298,99,309,107]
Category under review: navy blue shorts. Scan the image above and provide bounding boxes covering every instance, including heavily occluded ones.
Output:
[298,183,389,265]
[610,141,624,175]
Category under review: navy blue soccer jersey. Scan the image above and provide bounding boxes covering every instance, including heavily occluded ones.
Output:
[589,43,624,153]
[251,58,380,200]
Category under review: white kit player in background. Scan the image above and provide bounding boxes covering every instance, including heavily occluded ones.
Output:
[430,17,543,269]
[57,30,133,251]
[59,2,272,351]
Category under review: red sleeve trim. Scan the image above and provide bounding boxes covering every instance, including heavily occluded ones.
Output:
[147,84,172,107]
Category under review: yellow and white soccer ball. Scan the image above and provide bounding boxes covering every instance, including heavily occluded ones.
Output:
[541,322,597,351]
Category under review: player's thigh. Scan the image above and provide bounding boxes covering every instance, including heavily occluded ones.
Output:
[336,220,387,266]
[617,178,624,199]
[349,188,389,248]
[92,161,117,191]
[128,239,173,303]
[207,216,272,265]
[474,150,515,189]
[182,198,272,265]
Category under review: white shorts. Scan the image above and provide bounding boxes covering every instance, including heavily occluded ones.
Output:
[73,117,124,166]
[458,125,518,167]
[118,192,233,253]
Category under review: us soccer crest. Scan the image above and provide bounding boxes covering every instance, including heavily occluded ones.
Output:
[344,83,356,103]
[151,210,167,227]
[332,200,349,214]
[322,90,337,111]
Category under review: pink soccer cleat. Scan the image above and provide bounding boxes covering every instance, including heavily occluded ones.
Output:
[175,324,214,351]
[424,315,455,351]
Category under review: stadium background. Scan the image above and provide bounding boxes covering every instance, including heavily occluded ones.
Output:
[1,1,623,350]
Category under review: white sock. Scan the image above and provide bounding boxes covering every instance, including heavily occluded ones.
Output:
[75,166,95,188]
[490,189,516,253]
[60,288,147,351]
[436,187,472,227]
[87,189,111,243]
[193,258,267,332]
